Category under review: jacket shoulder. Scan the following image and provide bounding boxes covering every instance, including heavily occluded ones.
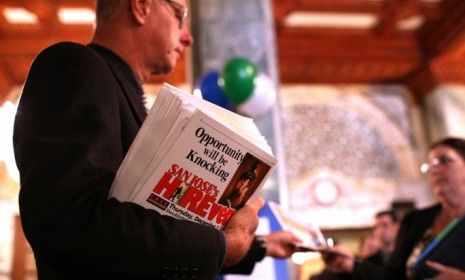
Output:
[37,41,98,59]
[400,204,441,231]
[31,42,107,72]
[405,204,440,220]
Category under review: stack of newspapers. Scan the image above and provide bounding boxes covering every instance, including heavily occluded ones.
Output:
[109,83,276,230]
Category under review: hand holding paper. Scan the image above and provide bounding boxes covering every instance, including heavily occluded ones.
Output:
[259,230,302,258]
[268,201,328,252]
[224,197,265,267]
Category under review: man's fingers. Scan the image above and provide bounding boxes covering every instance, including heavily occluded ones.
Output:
[426,261,445,271]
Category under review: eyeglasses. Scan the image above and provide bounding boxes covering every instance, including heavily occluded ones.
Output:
[420,155,456,174]
[163,0,188,29]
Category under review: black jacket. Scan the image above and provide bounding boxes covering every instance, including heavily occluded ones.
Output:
[14,42,226,279]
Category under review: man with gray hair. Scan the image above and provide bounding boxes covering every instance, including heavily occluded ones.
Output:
[14,0,265,278]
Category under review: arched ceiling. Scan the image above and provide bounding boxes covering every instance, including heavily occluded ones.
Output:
[1,0,465,105]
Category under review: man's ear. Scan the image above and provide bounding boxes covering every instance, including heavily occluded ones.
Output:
[130,0,153,25]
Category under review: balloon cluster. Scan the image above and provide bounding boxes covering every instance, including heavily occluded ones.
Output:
[198,57,276,118]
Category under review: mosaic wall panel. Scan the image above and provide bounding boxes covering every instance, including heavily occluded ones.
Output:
[425,85,465,142]
[280,85,433,228]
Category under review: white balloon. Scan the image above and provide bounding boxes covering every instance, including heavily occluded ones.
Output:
[237,73,276,118]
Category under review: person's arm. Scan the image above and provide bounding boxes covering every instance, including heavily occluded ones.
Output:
[221,236,267,275]
[321,245,387,280]
[425,261,465,280]
[351,260,387,280]
[221,230,301,275]
[260,230,302,258]
[321,245,356,274]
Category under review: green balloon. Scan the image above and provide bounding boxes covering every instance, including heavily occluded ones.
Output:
[221,57,258,104]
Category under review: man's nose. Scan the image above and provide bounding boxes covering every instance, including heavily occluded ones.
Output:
[180,26,193,47]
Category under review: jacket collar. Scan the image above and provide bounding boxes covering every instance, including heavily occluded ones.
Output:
[88,44,147,125]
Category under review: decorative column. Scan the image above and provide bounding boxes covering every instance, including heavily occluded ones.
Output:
[190,0,284,203]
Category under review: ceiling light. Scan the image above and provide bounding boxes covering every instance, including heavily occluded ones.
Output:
[397,15,424,31]
[3,7,38,24]
[58,8,95,24]
[284,11,378,29]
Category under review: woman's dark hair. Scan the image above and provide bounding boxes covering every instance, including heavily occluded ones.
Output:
[430,137,465,161]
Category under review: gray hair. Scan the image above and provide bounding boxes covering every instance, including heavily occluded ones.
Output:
[95,0,123,22]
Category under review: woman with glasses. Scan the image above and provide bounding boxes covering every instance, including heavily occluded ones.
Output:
[391,137,465,279]
[324,137,465,279]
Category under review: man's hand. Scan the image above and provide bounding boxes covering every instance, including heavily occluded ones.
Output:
[426,261,465,280]
[321,245,355,273]
[260,230,302,258]
[223,197,264,267]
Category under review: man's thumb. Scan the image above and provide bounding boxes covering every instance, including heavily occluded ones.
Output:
[246,197,265,213]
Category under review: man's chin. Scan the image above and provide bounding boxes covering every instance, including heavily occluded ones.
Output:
[153,65,174,76]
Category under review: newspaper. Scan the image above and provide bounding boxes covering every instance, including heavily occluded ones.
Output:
[109,83,276,229]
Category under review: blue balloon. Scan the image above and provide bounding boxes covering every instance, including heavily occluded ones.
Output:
[199,70,233,110]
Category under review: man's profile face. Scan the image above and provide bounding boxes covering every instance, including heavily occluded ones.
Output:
[145,0,193,75]
[374,215,398,245]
